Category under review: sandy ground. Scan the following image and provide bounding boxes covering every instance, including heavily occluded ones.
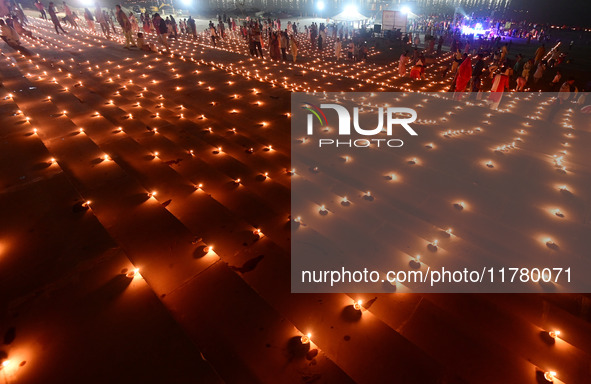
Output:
[0,14,590,384]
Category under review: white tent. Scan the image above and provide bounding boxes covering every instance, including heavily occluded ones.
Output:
[331,10,369,22]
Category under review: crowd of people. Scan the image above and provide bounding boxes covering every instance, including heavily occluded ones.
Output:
[238,18,300,61]
[408,13,572,46]
[390,20,583,110]
[0,1,585,106]
[444,38,579,100]
[230,17,372,63]
[0,0,184,52]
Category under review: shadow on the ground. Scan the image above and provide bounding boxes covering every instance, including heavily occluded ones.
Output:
[30,161,51,171]
[341,305,362,322]
[286,336,310,360]
[539,331,556,346]
[75,274,132,318]
[229,255,264,274]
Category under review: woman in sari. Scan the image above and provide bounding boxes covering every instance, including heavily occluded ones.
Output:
[455,55,472,92]
[450,49,462,74]
[143,12,152,34]
[290,35,299,62]
[270,32,280,60]
[489,67,512,109]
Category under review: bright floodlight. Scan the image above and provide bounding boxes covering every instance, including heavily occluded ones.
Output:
[80,0,94,7]
[317,1,325,10]
[344,4,358,15]
[401,6,411,14]
[181,0,192,6]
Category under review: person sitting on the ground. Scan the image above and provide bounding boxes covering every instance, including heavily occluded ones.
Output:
[136,32,152,51]
[410,56,426,80]
[410,64,424,80]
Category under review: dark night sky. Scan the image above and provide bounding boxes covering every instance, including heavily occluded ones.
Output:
[508,0,591,27]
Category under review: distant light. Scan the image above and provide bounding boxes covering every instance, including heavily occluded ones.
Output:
[401,6,411,14]
[461,24,488,35]
[181,0,192,6]
[317,1,325,10]
[79,0,94,7]
[343,4,357,15]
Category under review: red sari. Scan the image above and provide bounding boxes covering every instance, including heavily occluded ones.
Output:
[455,57,472,92]
[270,34,280,60]
[489,74,510,104]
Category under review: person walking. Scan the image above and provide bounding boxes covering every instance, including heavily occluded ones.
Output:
[471,53,485,92]
[290,35,299,62]
[217,19,224,39]
[129,12,138,33]
[13,3,28,25]
[95,3,109,38]
[47,2,66,34]
[269,31,280,60]
[115,4,134,48]
[108,10,116,34]
[83,7,95,31]
[153,13,169,51]
[34,1,47,20]
[188,16,196,39]
[62,2,78,29]
[209,22,218,46]
[334,37,341,60]
[489,67,512,109]
[251,23,263,58]
[280,31,288,60]
[170,15,178,38]
[454,54,472,93]
[141,13,150,34]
